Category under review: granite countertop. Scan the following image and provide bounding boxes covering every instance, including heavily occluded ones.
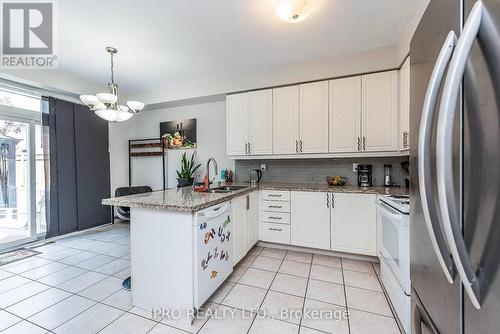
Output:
[102,182,408,212]
[102,182,258,213]
[259,182,409,196]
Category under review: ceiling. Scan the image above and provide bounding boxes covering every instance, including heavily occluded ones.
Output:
[46,0,426,100]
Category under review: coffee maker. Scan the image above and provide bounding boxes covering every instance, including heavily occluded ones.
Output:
[357,164,373,187]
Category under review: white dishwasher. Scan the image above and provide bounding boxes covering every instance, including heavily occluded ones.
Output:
[193,201,233,308]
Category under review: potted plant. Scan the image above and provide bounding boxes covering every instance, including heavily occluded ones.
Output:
[176,152,201,187]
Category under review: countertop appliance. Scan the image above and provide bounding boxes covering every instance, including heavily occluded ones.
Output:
[357,164,373,187]
[250,169,262,184]
[194,201,233,308]
[411,1,500,333]
[377,194,410,333]
[383,164,396,187]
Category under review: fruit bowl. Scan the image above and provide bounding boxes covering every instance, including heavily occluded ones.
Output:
[326,176,346,186]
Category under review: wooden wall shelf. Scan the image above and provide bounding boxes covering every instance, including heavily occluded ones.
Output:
[128,138,166,190]
[130,152,163,157]
[130,143,163,148]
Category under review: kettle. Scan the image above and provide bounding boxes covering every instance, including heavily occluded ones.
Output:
[250,169,262,183]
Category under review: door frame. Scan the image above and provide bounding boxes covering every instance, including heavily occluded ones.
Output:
[0,104,41,251]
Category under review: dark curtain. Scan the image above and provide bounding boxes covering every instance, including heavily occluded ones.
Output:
[42,96,110,238]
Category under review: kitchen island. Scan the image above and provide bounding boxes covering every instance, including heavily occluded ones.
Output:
[102,183,257,323]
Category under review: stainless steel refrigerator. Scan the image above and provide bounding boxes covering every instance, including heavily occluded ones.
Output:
[410,0,500,333]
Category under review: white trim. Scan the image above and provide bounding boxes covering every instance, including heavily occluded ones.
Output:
[0,112,41,251]
[0,105,42,122]
[228,151,409,160]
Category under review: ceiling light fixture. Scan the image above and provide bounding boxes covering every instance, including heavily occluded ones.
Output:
[273,0,316,23]
[80,47,144,122]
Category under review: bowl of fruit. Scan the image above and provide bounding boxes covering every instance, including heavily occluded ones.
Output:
[326,176,347,186]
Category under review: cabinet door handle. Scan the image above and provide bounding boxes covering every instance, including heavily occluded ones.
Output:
[269,216,282,220]
[245,143,248,155]
[295,140,298,153]
[299,140,303,153]
[268,205,282,208]
[269,194,282,197]
[403,131,409,148]
[269,228,283,232]
[332,194,334,208]
[246,195,250,210]
[326,193,330,209]
[357,137,361,151]
[248,142,251,155]
[363,137,366,151]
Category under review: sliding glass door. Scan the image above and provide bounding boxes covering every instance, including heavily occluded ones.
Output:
[0,89,44,251]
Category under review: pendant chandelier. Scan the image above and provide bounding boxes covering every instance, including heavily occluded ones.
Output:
[80,47,144,122]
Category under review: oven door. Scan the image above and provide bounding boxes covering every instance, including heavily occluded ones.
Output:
[377,199,410,294]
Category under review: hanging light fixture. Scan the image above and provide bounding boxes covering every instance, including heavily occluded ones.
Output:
[80,47,144,122]
[273,0,316,23]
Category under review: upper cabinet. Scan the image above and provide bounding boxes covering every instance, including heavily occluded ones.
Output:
[398,58,410,150]
[329,77,361,153]
[226,93,248,156]
[226,90,272,156]
[226,69,404,157]
[362,71,399,152]
[248,90,273,155]
[299,81,329,153]
[273,86,300,154]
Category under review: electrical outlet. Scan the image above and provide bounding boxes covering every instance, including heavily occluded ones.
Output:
[353,163,359,173]
[260,163,267,171]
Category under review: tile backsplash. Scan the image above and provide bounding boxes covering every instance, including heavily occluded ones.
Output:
[235,157,409,187]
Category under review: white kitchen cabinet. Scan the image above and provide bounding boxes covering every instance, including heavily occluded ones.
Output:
[331,193,377,256]
[226,90,272,156]
[246,191,259,249]
[233,192,259,264]
[299,81,329,153]
[226,93,248,156]
[362,71,399,152]
[399,57,410,151]
[248,90,273,155]
[291,191,331,250]
[273,86,300,154]
[232,195,247,264]
[329,77,362,153]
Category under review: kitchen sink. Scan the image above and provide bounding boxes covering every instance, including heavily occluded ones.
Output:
[217,186,248,191]
[201,185,248,193]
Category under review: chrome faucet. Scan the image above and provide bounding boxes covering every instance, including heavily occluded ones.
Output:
[206,157,218,188]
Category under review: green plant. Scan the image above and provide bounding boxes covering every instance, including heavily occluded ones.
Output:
[176,152,201,179]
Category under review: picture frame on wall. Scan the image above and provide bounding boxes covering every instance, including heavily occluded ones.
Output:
[160,118,197,149]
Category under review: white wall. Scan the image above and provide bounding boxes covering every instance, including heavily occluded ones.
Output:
[109,100,233,192]
[132,45,401,104]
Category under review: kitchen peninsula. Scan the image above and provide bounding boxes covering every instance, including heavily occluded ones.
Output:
[102,182,407,319]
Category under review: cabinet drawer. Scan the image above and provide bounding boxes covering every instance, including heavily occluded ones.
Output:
[260,212,290,225]
[261,190,290,201]
[261,200,291,212]
[260,223,290,244]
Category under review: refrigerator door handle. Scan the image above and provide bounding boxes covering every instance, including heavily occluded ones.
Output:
[436,0,483,310]
[413,302,439,334]
[418,30,457,284]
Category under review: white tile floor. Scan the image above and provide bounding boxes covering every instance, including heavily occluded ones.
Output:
[0,222,403,333]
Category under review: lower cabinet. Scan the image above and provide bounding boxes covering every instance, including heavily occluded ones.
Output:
[291,191,331,250]
[260,190,291,244]
[331,193,377,256]
[232,192,259,265]
[290,191,377,255]
[232,196,247,264]
[246,191,259,249]
[241,190,377,260]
